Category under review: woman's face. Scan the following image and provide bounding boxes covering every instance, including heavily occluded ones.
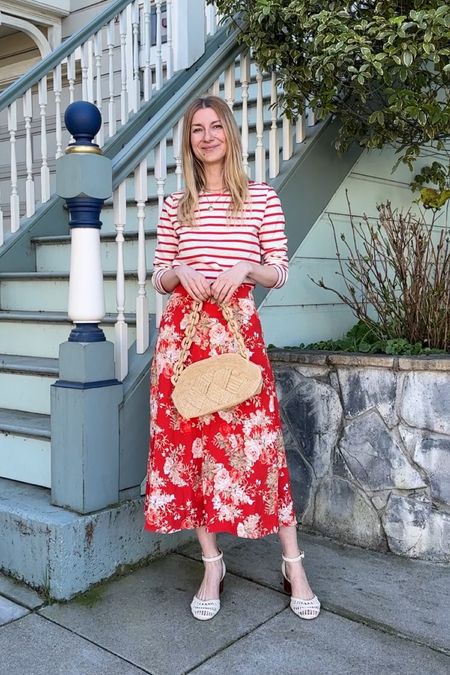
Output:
[190,107,227,169]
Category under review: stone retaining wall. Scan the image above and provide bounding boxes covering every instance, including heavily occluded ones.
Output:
[270,350,450,562]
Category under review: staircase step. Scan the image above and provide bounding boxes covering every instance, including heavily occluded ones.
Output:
[0,311,138,359]
[0,272,156,314]
[0,353,59,376]
[33,231,157,273]
[0,354,59,415]
[0,408,51,488]
[0,408,51,439]
[31,230,154,245]
[0,310,136,322]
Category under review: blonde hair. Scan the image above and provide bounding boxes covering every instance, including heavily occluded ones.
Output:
[177,96,249,225]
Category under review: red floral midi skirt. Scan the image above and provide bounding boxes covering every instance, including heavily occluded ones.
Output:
[144,284,297,538]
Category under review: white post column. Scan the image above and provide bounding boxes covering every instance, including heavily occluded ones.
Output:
[171,0,206,72]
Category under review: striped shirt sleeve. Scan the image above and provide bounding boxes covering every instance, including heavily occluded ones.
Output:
[151,194,179,294]
[258,186,289,288]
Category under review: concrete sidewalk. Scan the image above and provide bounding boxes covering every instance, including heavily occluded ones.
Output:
[0,531,449,675]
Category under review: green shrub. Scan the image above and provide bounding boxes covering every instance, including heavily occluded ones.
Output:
[268,320,446,354]
[303,320,446,354]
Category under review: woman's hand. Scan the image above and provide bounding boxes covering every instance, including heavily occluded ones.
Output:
[210,262,252,304]
[175,264,211,302]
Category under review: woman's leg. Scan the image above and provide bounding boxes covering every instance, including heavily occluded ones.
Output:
[194,526,225,600]
[278,525,315,599]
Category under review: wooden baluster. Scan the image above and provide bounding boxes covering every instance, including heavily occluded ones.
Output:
[119,9,128,125]
[224,63,235,111]
[8,102,20,233]
[296,111,307,144]
[23,89,35,217]
[107,21,116,137]
[173,118,183,192]
[81,41,89,100]
[54,64,63,159]
[155,0,163,90]
[206,4,217,36]
[282,114,293,161]
[94,31,104,147]
[135,159,149,353]
[88,38,95,103]
[38,77,50,204]
[255,67,265,182]
[208,79,220,96]
[155,286,165,329]
[240,52,250,177]
[269,71,279,179]
[166,0,173,79]
[307,103,316,126]
[67,52,76,104]
[66,53,76,145]
[131,0,140,113]
[114,181,128,381]
[143,0,152,101]
[125,4,134,117]
[155,138,167,216]
[0,189,4,246]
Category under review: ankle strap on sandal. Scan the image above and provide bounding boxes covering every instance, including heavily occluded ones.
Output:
[201,549,223,563]
[282,551,305,563]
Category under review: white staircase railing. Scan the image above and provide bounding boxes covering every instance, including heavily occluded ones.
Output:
[110,43,317,380]
[0,0,221,248]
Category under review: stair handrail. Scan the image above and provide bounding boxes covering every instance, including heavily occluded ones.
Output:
[0,0,131,112]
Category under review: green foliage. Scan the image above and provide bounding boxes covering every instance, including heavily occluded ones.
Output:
[270,320,446,354]
[213,0,450,205]
[305,320,387,353]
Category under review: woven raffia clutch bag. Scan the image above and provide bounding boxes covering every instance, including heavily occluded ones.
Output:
[171,300,263,420]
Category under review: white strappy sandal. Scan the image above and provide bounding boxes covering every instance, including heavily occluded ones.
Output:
[282,552,321,620]
[190,549,226,621]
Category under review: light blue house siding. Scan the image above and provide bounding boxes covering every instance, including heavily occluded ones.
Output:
[260,147,447,347]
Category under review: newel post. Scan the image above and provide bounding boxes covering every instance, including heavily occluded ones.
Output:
[51,101,123,514]
[172,0,206,71]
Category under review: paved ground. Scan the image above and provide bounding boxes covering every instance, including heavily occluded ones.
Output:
[0,531,449,675]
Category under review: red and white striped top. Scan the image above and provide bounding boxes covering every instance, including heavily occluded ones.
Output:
[152,182,288,294]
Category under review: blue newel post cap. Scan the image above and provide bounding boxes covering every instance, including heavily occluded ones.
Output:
[65,100,102,152]
[56,101,112,200]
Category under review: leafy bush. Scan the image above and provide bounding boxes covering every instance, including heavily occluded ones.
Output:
[310,198,450,351]
[213,0,450,205]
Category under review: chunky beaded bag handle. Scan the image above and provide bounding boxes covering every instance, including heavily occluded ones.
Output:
[171,299,248,387]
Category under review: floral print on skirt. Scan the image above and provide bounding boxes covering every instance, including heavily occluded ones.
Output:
[144,283,297,539]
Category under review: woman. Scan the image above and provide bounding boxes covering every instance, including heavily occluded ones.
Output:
[144,96,320,621]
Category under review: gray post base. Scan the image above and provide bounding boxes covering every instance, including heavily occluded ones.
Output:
[51,340,123,514]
